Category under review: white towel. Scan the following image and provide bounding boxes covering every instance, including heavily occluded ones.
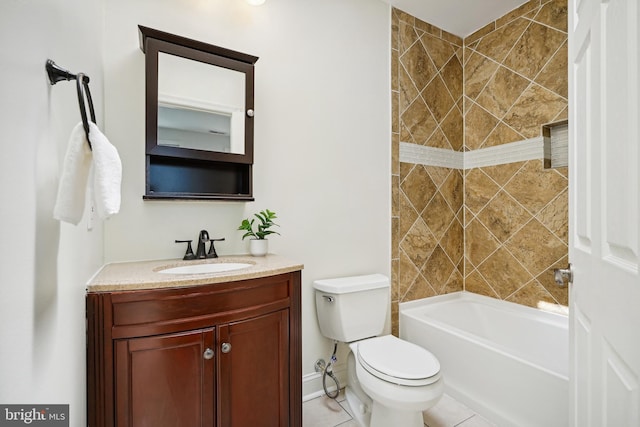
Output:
[53,122,92,225]
[89,122,122,220]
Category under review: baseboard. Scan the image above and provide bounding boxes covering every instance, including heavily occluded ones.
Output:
[302,366,347,402]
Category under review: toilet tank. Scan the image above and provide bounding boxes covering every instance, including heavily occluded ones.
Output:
[313,274,389,342]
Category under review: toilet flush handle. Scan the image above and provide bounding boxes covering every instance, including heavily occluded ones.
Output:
[322,295,334,303]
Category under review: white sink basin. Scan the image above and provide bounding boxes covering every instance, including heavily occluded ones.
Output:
[158,262,252,275]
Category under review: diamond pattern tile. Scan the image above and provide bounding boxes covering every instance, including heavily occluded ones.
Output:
[391,4,568,327]
[476,190,531,243]
[503,160,567,215]
[505,219,567,277]
[477,247,533,299]
[400,41,437,92]
[423,191,456,241]
[401,165,436,213]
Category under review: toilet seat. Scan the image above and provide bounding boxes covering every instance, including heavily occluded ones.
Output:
[357,335,440,386]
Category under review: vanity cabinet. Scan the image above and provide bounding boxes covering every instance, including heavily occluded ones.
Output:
[87,271,301,427]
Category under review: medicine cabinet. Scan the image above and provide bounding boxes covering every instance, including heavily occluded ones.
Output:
[139,26,258,200]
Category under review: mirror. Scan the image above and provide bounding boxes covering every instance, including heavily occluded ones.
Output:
[157,52,246,154]
[139,26,258,200]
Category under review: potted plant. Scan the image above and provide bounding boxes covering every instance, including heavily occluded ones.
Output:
[238,209,280,256]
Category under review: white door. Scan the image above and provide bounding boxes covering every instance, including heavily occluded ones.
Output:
[569,0,640,426]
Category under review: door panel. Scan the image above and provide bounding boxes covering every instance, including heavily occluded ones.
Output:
[115,329,215,427]
[218,310,289,427]
[569,0,640,426]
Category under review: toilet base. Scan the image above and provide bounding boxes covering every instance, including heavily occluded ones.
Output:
[370,401,424,427]
[345,386,371,427]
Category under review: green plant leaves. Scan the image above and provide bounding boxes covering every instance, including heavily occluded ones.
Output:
[238,209,280,240]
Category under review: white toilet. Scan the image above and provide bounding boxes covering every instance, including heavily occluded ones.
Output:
[313,274,443,427]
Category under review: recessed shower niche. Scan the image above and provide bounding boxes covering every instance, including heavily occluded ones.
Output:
[139,26,258,200]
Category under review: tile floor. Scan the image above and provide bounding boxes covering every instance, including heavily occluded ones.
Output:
[302,391,496,427]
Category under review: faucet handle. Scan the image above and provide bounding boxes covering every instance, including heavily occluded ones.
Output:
[207,238,225,258]
[175,240,196,260]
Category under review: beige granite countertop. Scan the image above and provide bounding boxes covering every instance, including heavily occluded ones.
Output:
[86,254,303,292]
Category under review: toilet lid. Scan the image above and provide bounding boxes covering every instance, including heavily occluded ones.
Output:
[357,335,440,386]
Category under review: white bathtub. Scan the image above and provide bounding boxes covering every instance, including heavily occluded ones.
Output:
[400,291,568,427]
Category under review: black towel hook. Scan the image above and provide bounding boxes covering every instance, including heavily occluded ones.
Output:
[46,59,96,150]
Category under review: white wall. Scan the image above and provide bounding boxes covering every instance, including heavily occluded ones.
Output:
[103,0,391,391]
[0,0,390,416]
[0,0,104,424]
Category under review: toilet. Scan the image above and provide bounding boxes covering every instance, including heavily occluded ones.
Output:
[313,274,443,427]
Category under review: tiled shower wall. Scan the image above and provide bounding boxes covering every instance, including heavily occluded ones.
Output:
[391,0,568,335]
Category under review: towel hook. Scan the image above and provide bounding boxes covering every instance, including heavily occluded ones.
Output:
[46,59,96,150]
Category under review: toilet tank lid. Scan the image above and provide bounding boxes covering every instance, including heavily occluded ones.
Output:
[313,274,389,294]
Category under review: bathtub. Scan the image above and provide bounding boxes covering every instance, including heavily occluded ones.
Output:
[400,291,568,427]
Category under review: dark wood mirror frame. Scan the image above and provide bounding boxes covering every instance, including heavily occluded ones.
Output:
[139,26,259,201]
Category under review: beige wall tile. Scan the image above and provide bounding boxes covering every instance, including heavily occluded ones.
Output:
[441,107,464,151]
[399,65,419,112]
[423,75,456,122]
[536,188,568,242]
[441,30,463,47]
[535,41,568,99]
[476,190,532,242]
[466,219,501,267]
[475,66,530,119]
[440,169,464,210]
[506,280,558,309]
[477,247,533,298]
[502,22,566,80]
[533,0,568,33]
[505,219,567,277]
[441,56,464,101]
[401,98,438,144]
[482,122,525,148]
[401,219,438,268]
[423,192,456,240]
[503,160,567,215]
[421,33,456,70]
[475,18,530,63]
[465,168,500,214]
[425,127,453,150]
[481,161,525,186]
[400,41,437,92]
[402,274,438,302]
[466,21,496,44]
[422,245,456,291]
[441,219,464,265]
[465,269,500,298]
[465,103,499,150]
[464,52,500,100]
[502,83,566,138]
[399,250,420,298]
[391,5,567,316]
[401,165,437,212]
[399,190,418,238]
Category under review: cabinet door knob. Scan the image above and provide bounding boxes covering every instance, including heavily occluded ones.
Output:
[203,348,214,360]
[221,342,232,353]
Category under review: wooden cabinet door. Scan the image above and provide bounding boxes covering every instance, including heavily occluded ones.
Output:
[115,328,215,427]
[218,310,289,427]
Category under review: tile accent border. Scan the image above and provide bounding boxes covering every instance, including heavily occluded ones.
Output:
[400,137,544,170]
[399,143,464,168]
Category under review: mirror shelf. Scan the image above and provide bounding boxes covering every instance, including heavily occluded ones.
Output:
[139,26,258,201]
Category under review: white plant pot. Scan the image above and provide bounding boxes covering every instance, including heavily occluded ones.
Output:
[249,239,268,257]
